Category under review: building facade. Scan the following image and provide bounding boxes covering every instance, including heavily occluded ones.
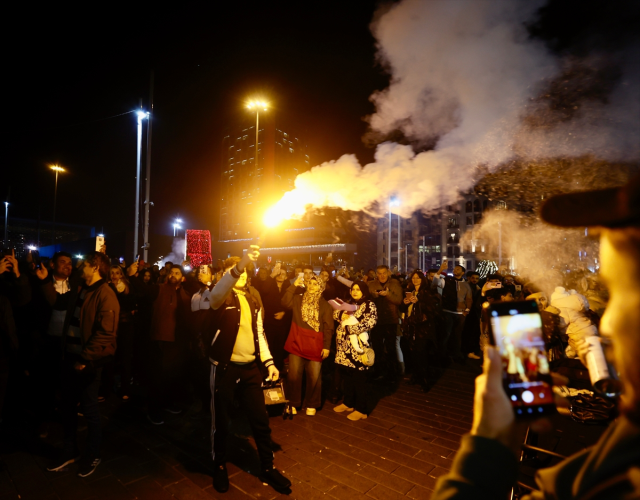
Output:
[218,115,310,242]
[376,193,492,273]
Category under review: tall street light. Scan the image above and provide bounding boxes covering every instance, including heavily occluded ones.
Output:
[173,218,183,237]
[3,202,8,248]
[246,100,268,175]
[388,197,399,268]
[134,110,149,261]
[50,165,65,245]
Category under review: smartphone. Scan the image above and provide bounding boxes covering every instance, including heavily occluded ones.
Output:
[487,301,555,418]
[95,235,105,251]
[32,250,41,267]
[487,282,502,289]
[297,272,305,288]
[200,264,208,274]
[515,284,522,292]
[405,292,413,299]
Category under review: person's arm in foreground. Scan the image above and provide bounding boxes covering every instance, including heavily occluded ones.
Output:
[431,347,519,499]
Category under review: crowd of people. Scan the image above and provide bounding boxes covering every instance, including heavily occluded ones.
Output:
[1,170,637,498]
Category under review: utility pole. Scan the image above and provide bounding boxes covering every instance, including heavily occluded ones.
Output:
[398,215,401,271]
[134,99,143,262]
[143,71,154,263]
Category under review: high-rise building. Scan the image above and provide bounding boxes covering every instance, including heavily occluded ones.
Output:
[219,115,310,242]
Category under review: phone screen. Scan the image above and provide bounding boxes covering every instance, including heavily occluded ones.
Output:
[405,292,412,298]
[488,301,555,417]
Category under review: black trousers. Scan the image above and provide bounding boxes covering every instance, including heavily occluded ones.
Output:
[370,323,399,380]
[210,362,273,469]
[60,356,103,458]
[149,340,185,413]
[340,365,368,414]
[263,322,289,373]
[102,322,135,397]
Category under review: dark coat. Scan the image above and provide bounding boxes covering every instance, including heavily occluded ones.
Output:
[367,278,403,325]
[150,283,192,342]
[433,415,640,500]
[61,279,120,364]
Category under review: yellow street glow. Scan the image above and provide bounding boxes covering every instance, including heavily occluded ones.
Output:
[247,100,268,110]
[50,165,65,172]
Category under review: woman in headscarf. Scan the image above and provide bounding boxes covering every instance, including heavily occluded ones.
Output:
[333,281,378,421]
[282,273,334,416]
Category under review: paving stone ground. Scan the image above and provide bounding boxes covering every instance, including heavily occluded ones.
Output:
[0,363,605,500]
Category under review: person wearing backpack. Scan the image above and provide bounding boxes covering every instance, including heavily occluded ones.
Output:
[433,260,473,363]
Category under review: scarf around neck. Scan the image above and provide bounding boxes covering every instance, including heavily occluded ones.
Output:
[301,276,326,332]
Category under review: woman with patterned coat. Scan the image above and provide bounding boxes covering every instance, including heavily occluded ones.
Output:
[333,281,378,421]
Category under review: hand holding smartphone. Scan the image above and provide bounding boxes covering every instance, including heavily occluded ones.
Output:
[485,300,555,418]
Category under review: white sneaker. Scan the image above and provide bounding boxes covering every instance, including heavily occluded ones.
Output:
[305,408,316,416]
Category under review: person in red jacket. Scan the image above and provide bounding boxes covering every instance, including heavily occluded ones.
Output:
[281,273,334,416]
[146,264,192,425]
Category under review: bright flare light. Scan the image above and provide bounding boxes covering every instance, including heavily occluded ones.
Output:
[50,165,65,172]
[263,206,287,228]
[28,245,37,251]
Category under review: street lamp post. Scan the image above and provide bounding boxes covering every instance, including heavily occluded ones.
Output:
[173,218,183,238]
[405,243,410,272]
[50,165,65,246]
[3,202,8,248]
[134,110,149,262]
[388,197,399,268]
[398,215,401,271]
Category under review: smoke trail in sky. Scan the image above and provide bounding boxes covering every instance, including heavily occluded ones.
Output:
[159,238,186,267]
[267,0,639,222]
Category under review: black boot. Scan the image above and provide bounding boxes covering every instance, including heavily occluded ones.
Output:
[259,466,291,492]
[212,463,229,492]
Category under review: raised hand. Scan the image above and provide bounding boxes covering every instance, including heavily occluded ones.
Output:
[127,261,139,277]
[36,262,49,281]
[238,245,260,271]
[5,250,20,278]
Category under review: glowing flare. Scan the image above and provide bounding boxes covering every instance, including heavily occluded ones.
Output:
[263,206,287,228]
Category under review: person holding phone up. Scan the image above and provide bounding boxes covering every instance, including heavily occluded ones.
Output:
[367,265,403,383]
[207,246,290,494]
[432,175,640,499]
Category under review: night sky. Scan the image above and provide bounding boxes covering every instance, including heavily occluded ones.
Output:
[6,1,638,242]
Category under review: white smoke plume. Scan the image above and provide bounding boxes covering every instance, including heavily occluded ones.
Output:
[461,210,599,296]
[267,0,639,223]
[159,238,186,267]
